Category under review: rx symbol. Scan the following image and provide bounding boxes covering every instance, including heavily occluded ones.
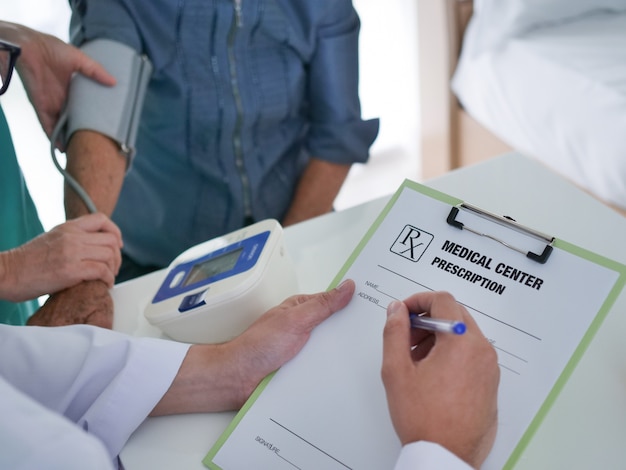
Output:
[390,225,433,262]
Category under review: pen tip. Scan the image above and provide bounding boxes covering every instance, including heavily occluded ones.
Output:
[453,323,467,335]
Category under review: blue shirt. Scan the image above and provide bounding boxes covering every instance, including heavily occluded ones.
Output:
[70,0,379,267]
[0,106,44,324]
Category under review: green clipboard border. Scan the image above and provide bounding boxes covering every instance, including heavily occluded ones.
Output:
[204,179,626,469]
[502,235,626,469]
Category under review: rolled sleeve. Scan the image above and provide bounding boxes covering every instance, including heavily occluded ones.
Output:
[307,119,379,164]
[70,0,142,51]
[70,0,179,71]
[306,2,379,163]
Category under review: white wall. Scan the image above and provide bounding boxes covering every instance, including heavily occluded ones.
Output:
[336,0,421,209]
[1,0,420,230]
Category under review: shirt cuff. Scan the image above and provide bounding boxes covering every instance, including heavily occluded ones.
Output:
[85,337,191,458]
[307,118,380,164]
[394,441,473,470]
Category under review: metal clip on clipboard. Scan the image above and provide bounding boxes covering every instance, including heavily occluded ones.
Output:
[446,203,555,264]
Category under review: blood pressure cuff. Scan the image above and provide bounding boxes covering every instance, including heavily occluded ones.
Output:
[62,39,152,166]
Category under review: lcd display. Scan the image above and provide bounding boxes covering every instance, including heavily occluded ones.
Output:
[183,248,243,287]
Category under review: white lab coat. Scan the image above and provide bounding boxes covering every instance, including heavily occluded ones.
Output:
[0,324,190,469]
[394,441,472,469]
[0,324,470,469]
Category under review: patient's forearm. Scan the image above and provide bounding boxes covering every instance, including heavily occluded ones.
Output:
[282,158,351,226]
[64,130,127,218]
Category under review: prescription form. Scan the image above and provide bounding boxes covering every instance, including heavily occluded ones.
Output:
[205,181,626,470]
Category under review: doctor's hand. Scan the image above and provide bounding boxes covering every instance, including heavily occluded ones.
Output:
[232,279,355,399]
[0,21,116,138]
[27,280,113,328]
[150,280,356,416]
[381,292,500,469]
[0,213,122,302]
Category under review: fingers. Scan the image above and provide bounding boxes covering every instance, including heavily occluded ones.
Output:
[308,278,355,327]
[321,279,356,314]
[76,234,122,274]
[16,215,123,294]
[384,292,482,371]
[403,291,484,338]
[382,301,413,376]
[403,291,464,322]
[74,51,117,87]
[285,279,355,329]
[74,260,116,288]
[230,279,355,400]
[382,299,435,383]
[64,214,123,273]
[71,213,123,245]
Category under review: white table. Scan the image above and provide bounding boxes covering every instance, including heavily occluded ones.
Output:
[114,153,626,469]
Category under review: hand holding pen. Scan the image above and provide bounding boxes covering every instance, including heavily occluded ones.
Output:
[380,291,500,468]
[409,312,466,335]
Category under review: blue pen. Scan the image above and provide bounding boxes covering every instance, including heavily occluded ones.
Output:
[409,313,466,335]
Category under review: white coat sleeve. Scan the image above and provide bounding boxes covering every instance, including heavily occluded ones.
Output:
[0,324,190,467]
[0,376,115,470]
[394,441,473,470]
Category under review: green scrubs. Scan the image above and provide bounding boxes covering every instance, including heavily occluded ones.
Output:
[0,105,44,324]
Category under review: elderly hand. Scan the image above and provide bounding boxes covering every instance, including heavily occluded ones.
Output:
[27,280,113,328]
[381,291,500,469]
[0,21,115,138]
[0,213,122,302]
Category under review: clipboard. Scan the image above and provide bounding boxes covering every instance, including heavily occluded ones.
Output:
[204,180,626,470]
[446,202,554,264]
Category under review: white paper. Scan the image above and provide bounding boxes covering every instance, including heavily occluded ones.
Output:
[207,183,622,470]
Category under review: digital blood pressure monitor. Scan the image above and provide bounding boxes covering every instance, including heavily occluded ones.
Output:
[144,219,298,343]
